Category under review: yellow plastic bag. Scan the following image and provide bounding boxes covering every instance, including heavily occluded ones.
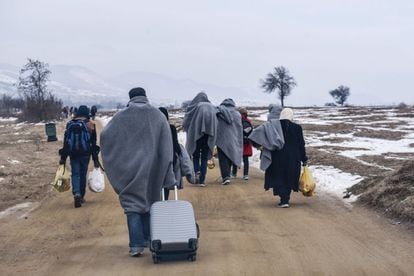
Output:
[53,165,71,192]
[299,166,316,197]
[207,158,215,169]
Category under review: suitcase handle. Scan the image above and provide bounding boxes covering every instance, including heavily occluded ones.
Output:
[161,185,178,201]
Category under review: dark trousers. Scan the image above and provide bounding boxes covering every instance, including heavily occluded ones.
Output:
[70,155,90,198]
[218,147,233,181]
[277,185,291,205]
[193,135,209,184]
[164,189,170,200]
[232,156,249,176]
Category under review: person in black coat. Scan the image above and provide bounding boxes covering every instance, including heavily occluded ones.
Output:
[264,108,308,208]
[159,107,182,199]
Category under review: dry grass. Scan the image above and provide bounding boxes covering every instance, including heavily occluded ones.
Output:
[349,160,414,222]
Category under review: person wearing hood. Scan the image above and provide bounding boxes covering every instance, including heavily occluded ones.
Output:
[264,108,308,208]
[216,99,243,185]
[100,88,176,257]
[183,92,218,187]
[267,104,282,121]
[59,105,100,208]
[159,107,195,199]
[231,107,253,181]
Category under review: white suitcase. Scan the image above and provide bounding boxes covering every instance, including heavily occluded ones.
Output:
[150,186,199,263]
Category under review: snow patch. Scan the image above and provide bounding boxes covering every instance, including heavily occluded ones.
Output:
[310,165,363,199]
[0,202,39,220]
[97,116,112,127]
[0,117,18,122]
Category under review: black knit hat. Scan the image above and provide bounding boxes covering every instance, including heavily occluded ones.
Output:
[77,105,90,118]
[159,107,169,120]
[129,87,146,99]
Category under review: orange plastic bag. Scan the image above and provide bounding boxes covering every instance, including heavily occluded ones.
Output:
[299,166,316,197]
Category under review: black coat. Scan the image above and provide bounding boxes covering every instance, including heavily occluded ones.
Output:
[264,120,308,194]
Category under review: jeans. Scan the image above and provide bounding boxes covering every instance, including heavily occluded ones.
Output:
[70,155,90,198]
[218,147,232,181]
[126,212,150,249]
[193,135,209,184]
[232,156,249,176]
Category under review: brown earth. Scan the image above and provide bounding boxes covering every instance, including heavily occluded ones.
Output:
[353,129,406,140]
[1,114,414,275]
[0,120,65,211]
[1,161,414,275]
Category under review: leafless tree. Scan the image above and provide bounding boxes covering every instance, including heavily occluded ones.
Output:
[17,58,62,122]
[329,85,350,106]
[260,66,297,107]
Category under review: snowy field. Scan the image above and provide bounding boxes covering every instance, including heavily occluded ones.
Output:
[98,106,414,201]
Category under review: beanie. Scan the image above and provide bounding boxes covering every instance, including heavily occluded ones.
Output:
[129,87,146,99]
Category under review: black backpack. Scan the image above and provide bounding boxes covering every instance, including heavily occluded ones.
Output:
[242,119,253,143]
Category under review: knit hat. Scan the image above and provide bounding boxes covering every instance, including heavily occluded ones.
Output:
[239,107,248,116]
[159,107,169,120]
[76,105,90,119]
[129,87,146,99]
[280,108,294,121]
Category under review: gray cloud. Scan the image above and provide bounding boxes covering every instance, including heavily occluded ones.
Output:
[1,0,413,105]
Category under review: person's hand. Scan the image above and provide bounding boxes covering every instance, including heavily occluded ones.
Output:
[302,161,308,167]
[59,159,65,165]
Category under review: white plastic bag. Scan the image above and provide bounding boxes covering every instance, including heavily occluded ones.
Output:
[88,168,105,193]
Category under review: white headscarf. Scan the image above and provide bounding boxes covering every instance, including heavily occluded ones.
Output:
[280,108,294,121]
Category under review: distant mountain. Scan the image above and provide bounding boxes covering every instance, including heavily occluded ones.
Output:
[0,63,268,107]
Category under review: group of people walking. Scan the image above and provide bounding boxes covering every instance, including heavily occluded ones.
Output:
[59,87,308,257]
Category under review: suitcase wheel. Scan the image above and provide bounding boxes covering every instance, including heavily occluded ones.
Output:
[152,254,160,264]
[188,254,197,262]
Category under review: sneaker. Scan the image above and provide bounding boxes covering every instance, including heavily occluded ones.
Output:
[81,197,86,204]
[243,175,249,181]
[222,178,230,185]
[231,173,237,178]
[278,203,290,208]
[195,172,200,184]
[199,183,206,187]
[129,247,144,257]
[74,194,82,208]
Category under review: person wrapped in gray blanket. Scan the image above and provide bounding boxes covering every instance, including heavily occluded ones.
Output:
[249,104,284,171]
[159,107,195,200]
[100,88,176,257]
[267,104,282,121]
[216,98,243,185]
[183,92,218,187]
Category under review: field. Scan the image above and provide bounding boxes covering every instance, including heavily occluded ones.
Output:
[0,106,414,275]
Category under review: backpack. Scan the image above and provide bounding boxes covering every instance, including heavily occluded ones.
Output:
[65,120,91,156]
[242,119,253,142]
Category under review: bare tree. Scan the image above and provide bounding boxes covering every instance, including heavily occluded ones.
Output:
[260,66,297,107]
[329,85,350,106]
[17,58,62,122]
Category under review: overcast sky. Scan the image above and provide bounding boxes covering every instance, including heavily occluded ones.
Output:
[1,0,413,105]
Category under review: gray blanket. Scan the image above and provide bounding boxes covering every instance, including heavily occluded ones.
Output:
[183,92,218,158]
[216,99,243,166]
[267,104,282,121]
[170,144,195,190]
[248,119,285,171]
[100,96,176,214]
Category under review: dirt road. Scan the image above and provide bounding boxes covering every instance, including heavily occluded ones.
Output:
[1,164,413,275]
